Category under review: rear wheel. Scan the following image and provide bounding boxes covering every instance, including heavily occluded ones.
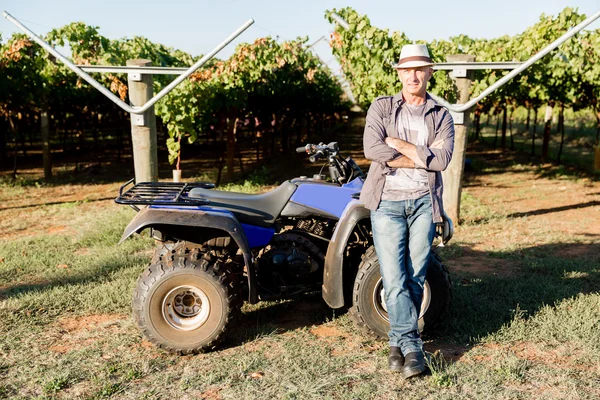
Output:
[349,246,451,339]
[133,246,241,354]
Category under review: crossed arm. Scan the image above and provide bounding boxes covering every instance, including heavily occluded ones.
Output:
[385,137,417,168]
[385,135,452,170]
[363,101,454,171]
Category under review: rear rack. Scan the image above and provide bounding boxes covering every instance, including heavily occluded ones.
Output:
[115,178,214,209]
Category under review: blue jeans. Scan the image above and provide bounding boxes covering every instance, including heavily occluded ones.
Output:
[371,196,435,355]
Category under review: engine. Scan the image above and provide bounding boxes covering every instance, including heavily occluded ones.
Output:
[294,218,331,239]
[257,232,324,298]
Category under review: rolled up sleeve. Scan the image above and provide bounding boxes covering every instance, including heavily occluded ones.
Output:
[363,100,400,165]
[415,110,454,172]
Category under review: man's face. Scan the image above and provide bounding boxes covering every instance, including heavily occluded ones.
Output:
[397,66,433,97]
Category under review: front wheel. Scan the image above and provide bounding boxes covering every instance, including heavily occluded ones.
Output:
[132,246,241,354]
[349,246,451,339]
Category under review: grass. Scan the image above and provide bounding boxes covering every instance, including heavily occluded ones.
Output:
[458,191,503,226]
[426,351,454,388]
[1,131,599,398]
[219,166,274,193]
[476,118,599,178]
[435,250,600,343]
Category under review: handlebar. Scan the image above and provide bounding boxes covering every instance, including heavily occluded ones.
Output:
[297,142,339,158]
[296,141,354,183]
[297,141,364,184]
[297,142,339,163]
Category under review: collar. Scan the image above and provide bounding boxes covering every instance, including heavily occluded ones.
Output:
[393,92,439,113]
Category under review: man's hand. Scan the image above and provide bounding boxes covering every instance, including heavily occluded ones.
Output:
[387,156,415,168]
[384,137,424,168]
[384,136,399,150]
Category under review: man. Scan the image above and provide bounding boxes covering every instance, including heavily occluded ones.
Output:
[360,44,454,379]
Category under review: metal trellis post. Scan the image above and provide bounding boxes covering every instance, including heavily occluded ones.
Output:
[2,11,254,182]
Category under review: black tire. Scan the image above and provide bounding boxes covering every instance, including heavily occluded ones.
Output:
[349,246,451,339]
[133,245,241,354]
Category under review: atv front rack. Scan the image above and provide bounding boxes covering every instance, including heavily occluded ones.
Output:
[115,178,214,210]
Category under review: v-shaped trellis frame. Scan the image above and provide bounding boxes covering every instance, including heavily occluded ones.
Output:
[3,11,254,121]
[330,10,600,116]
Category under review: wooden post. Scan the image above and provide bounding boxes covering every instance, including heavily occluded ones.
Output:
[0,121,6,165]
[226,117,238,181]
[441,54,475,225]
[557,103,565,164]
[595,110,600,171]
[127,59,158,183]
[531,108,538,156]
[500,104,507,149]
[541,104,553,162]
[41,107,52,179]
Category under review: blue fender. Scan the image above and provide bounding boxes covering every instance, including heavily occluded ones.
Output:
[322,200,370,309]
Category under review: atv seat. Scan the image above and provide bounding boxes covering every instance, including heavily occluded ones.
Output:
[188,181,297,227]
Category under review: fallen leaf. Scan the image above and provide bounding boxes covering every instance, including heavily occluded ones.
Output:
[57,264,69,269]
[249,371,264,379]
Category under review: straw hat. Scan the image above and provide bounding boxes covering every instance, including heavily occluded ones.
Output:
[392,44,434,69]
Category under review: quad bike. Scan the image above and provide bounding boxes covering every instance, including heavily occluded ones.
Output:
[116,142,453,354]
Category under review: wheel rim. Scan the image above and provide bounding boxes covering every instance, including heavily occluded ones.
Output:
[373,278,431,321]
[162,285,210,331]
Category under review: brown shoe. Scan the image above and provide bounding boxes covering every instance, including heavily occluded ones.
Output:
[388,346,404,372]
[402,351,426,379]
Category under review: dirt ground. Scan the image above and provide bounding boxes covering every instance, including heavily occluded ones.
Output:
[455,147,599,267]
[2,127,599,398]
[0,141,600,274]
[2,140,598,262]
[0,180,121,240]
